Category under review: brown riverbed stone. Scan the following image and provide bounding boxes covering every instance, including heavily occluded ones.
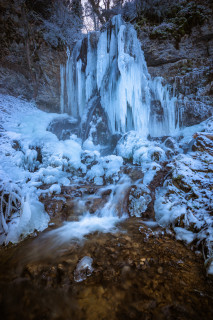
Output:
[0,217,212,320]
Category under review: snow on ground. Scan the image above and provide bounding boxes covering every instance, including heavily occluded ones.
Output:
[0,94,213,275]
[0,94,124,244]
[0,94,86,244]
[116,131,167,186]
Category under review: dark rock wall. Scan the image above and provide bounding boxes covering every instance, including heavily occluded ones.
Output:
[0,0,77,112]
[136,0,213,127]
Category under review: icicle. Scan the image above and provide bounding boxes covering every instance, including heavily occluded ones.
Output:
[61,15,179,137]
[60,65,65,114]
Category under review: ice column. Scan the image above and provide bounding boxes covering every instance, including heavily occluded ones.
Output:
[60,15,179,137]
[60,65,65,114]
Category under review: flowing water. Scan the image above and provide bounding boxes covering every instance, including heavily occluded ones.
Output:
[0,182,213,320]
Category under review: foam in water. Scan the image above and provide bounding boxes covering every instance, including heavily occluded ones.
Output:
[43,176,131,248]
[60,15,178,137]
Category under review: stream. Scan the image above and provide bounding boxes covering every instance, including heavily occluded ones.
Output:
[0,180,213,320]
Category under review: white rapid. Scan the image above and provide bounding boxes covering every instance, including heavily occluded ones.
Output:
[60,15,178,137]
[36,176,131,251]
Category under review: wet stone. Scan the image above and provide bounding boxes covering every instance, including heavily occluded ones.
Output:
[121,265,131,276]
[157,266,163,274]
[122,165,144,182]
[74,256,94,283]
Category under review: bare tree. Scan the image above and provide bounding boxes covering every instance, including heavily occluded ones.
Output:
[103,0,112,10]
[88,0,105,24]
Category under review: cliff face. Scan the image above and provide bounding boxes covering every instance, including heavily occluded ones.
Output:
[0,0,80,112]
[136,0,213,126]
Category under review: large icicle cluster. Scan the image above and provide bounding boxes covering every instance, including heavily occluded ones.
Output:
[60,15,178,137]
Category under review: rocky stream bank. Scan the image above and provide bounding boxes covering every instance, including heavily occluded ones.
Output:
[0,150,213,320]
[0,211,213,320]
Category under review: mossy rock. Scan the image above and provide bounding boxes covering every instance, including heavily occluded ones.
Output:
[147,1,208,43]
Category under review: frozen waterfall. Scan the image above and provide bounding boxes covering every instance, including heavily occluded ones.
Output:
[60,15,178,137]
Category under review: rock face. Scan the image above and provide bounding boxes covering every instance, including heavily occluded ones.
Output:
[154,127,213,274]
[0,0,81,112]
[137,0,213,127]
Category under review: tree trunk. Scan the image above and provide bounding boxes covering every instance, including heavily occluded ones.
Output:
[88,0,105,24]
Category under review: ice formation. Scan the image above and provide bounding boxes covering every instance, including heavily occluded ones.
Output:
[0,94,86,244]
[74,256,94,282]
[0,94,128,244]
[60,15,178,138]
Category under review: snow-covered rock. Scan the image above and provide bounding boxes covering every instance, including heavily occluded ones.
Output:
[155,125,213,271]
